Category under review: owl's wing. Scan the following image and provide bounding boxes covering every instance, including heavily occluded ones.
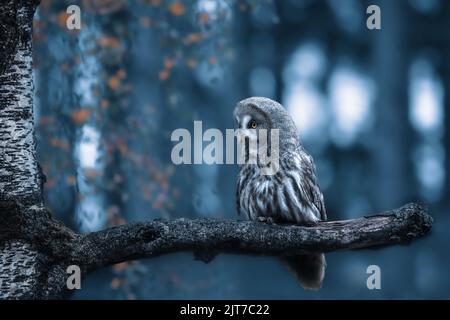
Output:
[301,153,327,221]
[235,167,248,216]
[235,178,241,216]
[283,150,326,222]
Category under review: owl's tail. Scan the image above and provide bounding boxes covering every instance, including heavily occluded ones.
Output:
[281,253,326,290]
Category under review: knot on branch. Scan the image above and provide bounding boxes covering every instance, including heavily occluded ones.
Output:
[0,193,76,261]
[391,202,433,243]
[135,224,161,242]
[0,195,44,237]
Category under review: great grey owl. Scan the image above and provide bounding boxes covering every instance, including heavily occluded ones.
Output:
[234,97,326,290]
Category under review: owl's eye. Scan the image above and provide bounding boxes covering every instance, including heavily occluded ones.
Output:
[249,120,258,129]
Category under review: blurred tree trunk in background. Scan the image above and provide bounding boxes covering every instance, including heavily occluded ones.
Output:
[371,0,414,210]
[370,0,416,296]
[97,5,131,226]
[441,2,450,213]
[35,1,79,228]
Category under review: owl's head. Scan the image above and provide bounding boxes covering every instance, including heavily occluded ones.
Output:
[233,97,300,155]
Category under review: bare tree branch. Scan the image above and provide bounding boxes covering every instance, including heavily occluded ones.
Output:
[73,202,432,271]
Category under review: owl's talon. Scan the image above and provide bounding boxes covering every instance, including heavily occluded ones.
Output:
[303,220,320,227]
[258,216,274,224]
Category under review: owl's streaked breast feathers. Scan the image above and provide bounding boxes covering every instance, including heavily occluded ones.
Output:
[236,146,326,224]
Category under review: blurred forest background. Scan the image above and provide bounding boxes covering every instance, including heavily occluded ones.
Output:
[32,0,450,299]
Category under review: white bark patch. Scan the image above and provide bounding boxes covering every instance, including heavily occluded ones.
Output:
[0,241,39,299]
[0,47,41,197]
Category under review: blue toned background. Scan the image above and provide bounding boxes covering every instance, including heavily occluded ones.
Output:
[33,0,449,299]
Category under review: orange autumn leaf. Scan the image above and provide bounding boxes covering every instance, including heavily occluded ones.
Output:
[71,109,91,125]
[84,168,102,179]
[108,215,126,227]
[83,0,124,14]
[50,138,69,151]
[101,99,109,109]
[159,69,170,81]
[46,179,56,189]
[57,11,70,28]
[140,16,151,28]
[108,76,120,89]
[160,177,169,190]
[117,69,127,79]
[111,278,121,289]
[129,151,144,166]
[142,186,153,201]
[107,205,120,218]
[113,262,129,273]
[60,63,69,72]
[186,58,198,69]
[164,58,176,69]
[184,33,203,45]
[40,0,52,10]
[116,138,128,156]
[208,56,217,65]
[39,116,55,126]
[65,175,77,186]
[33,20,45,30]
[169,1,185,16]
[97,37,119,48]
[152,192,167,209]
[33,31,47,43]
[198,12,209,24]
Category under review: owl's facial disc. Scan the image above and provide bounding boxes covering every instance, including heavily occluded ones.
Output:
[237,115,258,151]
[236,113,274,166]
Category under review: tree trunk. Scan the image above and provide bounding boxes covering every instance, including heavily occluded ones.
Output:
[371,0,414,209]
[0,0,49,299]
